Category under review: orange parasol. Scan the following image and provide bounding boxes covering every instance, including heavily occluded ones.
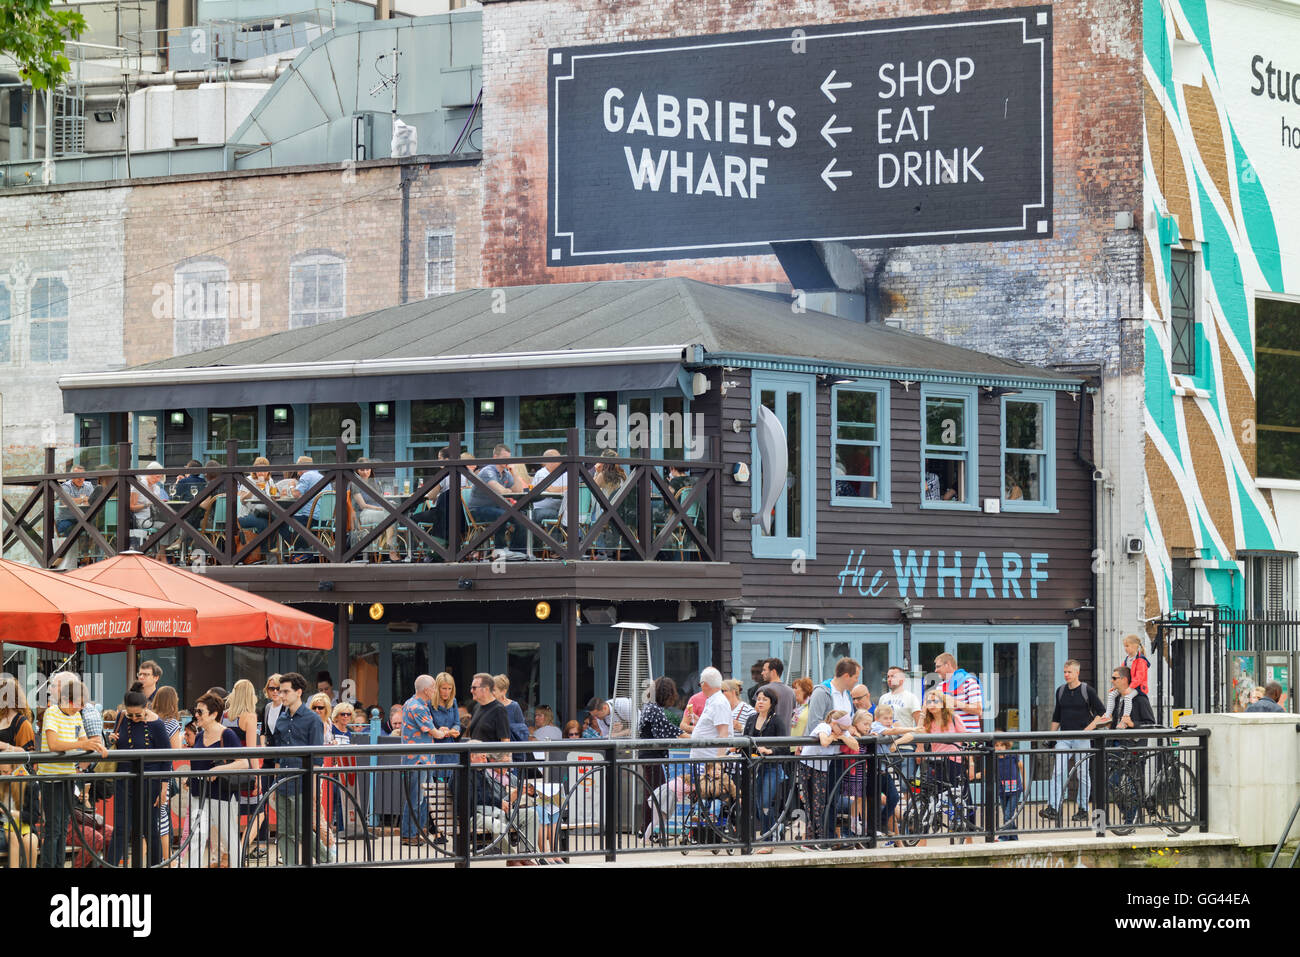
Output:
[0,557,199,653]
[68,553,333,649]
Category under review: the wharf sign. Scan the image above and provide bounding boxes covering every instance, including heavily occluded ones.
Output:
[547,6,1053,265]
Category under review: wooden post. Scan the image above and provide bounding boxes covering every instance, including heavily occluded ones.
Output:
[565,428,579,560]
[637,442,651,559]
[334,438,348,563]
[447,432,461,559]
[42,447,55,567]
[565,598,578,725]
[116,441,131,554]
[337,604,350,707]
[226,440,239,564]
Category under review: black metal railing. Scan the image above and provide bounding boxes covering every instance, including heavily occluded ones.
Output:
[1154,605,1300,722]
[1,429,723,568]
[0,728,1207,868]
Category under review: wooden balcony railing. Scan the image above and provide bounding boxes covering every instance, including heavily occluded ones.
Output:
[1,430,724,569]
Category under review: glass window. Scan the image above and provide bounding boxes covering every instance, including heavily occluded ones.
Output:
[518,395,576,455]
[1169,249,1196,376]
[832,384,889,505]
[425,230,455,297]
[174,260,229,355]
[307,402,364,462]
[30,276,69,363]
[1002,394,1053,508]
[0,283,11,363]
[204,407,260,463]
[921,387,976,507]
[289,253,346,328]
[1257,297,1300,480]
[751,373,816,558]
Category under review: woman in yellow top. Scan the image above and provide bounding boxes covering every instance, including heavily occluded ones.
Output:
[39,677,107,868]
[0,676,38,867]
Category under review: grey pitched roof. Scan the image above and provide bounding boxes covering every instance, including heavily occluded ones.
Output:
[135,278,1078,385]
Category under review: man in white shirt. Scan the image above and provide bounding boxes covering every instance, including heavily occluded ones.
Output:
[530,449,567,521]
[683,667,731,760]
[879,666,922,728]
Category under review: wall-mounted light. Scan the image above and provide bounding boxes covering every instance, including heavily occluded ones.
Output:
[592,397,609,412]
[169,411,186,427]
[479,400,497,416]
[535,601,551,620]
[272,407,289,424]
[368,602,384,621]
[373,402,391,419]
[92,109,118,123]
[817,374,857,387]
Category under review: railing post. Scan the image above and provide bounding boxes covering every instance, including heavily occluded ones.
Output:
[637,442,651,559]
[1197,732,1209,833]
[867,737,880,848]
[565,428,579,560]
[133,756,147,868]
[740,747,755,855]
[116,441,131,554]
[982,741,997,843]
[301,754,315,867]
[43,446,56,567]
[334,437,348,563]
[603,745,618,862]
[447,432,462,560]
[225,439,239,563]
[1093,735,1109,836]
[455,746,472,868]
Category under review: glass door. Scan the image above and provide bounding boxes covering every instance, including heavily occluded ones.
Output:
[431,625,488,712]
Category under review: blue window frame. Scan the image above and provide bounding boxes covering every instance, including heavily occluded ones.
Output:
[831,382,890,507]
[920,384,978,509]
[1001,391,1055,511]
[751,372,816,559]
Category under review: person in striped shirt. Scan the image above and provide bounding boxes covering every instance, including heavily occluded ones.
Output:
[38,677,107,867]
[934,653,982,734]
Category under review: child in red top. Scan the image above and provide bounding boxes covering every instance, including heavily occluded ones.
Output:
[1123,634,1150,695]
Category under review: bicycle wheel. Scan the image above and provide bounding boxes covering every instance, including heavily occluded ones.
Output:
[1107,760,1142,836]
[1151,760,1197,833]
[899,799,926,846]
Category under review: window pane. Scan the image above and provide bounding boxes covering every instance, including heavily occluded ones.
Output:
[924,457,965,503]
[1005,400,1044,452]
[836,390,877,442]
[1170,249,1196,375]
[1005,452,1043,502]
[1257,298,1300,480]
[308,403,363,451]
[785,389,801,538]
[410,400,465,443]
[925,396,965,449]
[519,395,576,453]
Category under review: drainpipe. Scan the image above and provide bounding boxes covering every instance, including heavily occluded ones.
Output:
[41,87,53,184]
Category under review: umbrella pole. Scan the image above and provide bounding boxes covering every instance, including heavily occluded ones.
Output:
[126,646,137,692]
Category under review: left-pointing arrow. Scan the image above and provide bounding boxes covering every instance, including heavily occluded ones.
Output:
[820,114,853,148]
[820,70,852,103]
[821,157,852,191]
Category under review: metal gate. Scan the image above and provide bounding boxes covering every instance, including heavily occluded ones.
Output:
[1153,605,1299,722]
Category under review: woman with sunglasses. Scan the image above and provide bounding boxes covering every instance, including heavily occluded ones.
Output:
[307,692,340,857]
[107,684,173,867]
[188,693,251,867]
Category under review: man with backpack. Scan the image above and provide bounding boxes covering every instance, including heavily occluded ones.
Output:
[1040,659,1106,823]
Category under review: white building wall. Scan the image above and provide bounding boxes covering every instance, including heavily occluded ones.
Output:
[0,187,128,469]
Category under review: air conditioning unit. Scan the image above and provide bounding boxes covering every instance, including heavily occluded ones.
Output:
[1125,536,1144,556]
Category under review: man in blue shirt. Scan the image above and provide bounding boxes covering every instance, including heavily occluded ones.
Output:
[270,671,330,863]
[467,444,526,552]
[280,456,326,555]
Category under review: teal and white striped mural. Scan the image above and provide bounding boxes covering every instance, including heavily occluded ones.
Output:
[1143,0,1299,612]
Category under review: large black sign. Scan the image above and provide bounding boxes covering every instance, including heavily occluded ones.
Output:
[547,7,1053,265]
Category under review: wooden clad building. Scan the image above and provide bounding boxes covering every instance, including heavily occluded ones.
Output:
[53,279,1093,728]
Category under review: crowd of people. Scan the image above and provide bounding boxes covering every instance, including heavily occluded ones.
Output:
[70,446,700,566]
[0,633,1200,865]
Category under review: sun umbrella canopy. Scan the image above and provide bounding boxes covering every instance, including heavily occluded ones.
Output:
[68,553,334,649]
[0,558,199,653]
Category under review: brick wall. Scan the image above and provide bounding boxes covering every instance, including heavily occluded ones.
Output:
[481,0,1145,375]
[121,159,482,367]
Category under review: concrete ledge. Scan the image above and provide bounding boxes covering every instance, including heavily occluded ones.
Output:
[575,831,1244,868]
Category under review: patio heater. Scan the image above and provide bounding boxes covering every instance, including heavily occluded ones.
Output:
[784,622,825,685]
[610,622,658,738]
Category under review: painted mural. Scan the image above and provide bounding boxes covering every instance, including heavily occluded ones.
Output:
[1142,0,1300,613]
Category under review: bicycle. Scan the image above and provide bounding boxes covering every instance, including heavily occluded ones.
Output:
[898,758,977,845]
[1060,738,1197,836]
